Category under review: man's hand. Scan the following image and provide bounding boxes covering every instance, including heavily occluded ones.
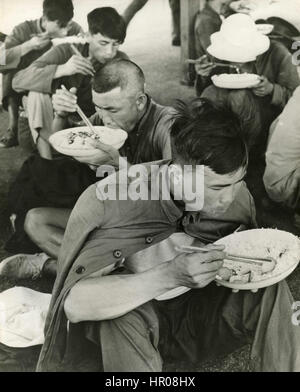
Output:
[194,55,216,77]
[169,246,226,289]
[289,167,300,197]
[252,76,274,97]
[22,33,50,55]
[53,87,78,118]
[73,139,120,169]
[55,55,95,78]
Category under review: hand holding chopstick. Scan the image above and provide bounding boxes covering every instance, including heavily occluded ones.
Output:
[60,85,96,135]
[176,245,275,266]
[58,44,95,77]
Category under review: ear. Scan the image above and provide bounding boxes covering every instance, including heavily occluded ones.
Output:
[86,31,92,43]
[168,164,183,185]
[136,93,147,111]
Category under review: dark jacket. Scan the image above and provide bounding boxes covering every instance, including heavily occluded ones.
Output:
[194,4,222,59]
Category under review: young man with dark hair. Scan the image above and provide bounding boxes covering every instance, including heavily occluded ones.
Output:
[0,61,256,280]
[29,99,300,372]
[0,0,82,148]
[11,7,127,158]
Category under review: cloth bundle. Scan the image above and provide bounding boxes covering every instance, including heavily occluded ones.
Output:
[0,287,51,348]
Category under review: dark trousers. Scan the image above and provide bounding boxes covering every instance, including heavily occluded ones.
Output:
[122,0,180,39]
[169,0,180,40]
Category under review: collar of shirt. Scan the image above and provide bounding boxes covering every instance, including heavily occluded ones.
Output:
[135,94,154,134]
[135,161,185,223]
[127,95,155,142]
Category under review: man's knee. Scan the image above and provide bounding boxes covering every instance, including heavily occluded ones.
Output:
[24,208,48,240]
[101,304,159,347]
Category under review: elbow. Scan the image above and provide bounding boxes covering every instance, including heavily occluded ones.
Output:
[64,289,83,324]
[12,73,25,92]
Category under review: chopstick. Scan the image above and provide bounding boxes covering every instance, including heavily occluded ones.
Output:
[70,43,83,57]
[177,245,273,266]
[185,59,240,73]
[61,84,96,135]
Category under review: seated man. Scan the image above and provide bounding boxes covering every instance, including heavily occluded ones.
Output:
[263,86,300,220]
[195,13,300,150]
[0,0,82,149]
[12,7,127,158]
[0,59,177,277]
[0,68,255,280]
[34,101,300,372]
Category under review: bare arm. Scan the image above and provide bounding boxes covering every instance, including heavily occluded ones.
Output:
[12,44,73,93]
[1,25,50,72]
[64,250,225,323]
[122,0,149,25]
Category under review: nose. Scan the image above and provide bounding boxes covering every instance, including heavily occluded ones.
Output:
[104,44,114,58]
[101,110,116,128]
[216,189,234,211]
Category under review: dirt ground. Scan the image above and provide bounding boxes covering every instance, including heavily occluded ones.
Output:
[0,0,300,373]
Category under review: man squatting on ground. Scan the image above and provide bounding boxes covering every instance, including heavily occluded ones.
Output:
[0,0,83,149]
[33,100,300,372]
[11,7,127,159]
[0,60,256,280]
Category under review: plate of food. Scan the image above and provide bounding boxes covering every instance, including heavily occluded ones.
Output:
[51,36,87,46]
[211,73,261,89]
[49,126,128,157]
[256,23,274,35]
[215,229,300,291]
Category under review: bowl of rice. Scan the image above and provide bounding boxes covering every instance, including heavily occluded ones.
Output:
[215,229,300,290]
[212,73,261,89]
[49,126,128,158]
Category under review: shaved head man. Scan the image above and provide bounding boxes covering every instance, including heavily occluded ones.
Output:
[91,59,148,132]
[52,59,176,166]
[1,59,177,279]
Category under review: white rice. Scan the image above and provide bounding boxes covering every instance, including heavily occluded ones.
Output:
[216,229,300,283]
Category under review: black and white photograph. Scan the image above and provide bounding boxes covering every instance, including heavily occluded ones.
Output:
[0,0,300,376]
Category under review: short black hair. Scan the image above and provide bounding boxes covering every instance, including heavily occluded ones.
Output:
[43,0,74,27]
[171,98,248,175]
[92,59,145,94]
[87,7,127,43]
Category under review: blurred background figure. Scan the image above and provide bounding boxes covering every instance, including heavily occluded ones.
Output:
[194,0,232,60]
[122,0,181,46]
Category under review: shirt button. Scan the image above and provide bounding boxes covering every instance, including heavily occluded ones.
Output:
[145,236,153,244]
[182,216,189,226]
[75,266,85,274]
[113,250,122,258]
